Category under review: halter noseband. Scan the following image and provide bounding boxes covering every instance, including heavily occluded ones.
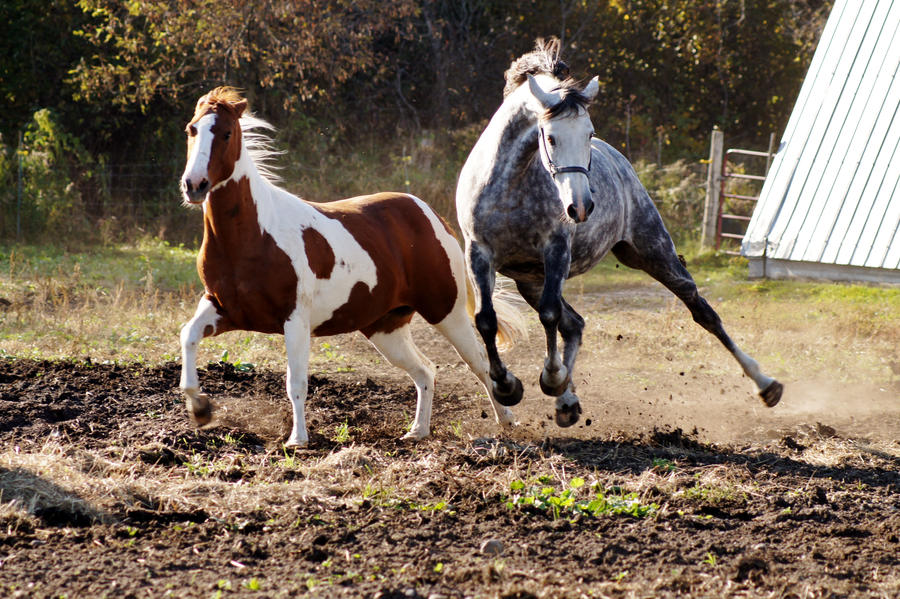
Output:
[538,126,593,183]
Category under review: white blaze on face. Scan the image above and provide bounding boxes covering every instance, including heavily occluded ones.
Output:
[181,113,217,204]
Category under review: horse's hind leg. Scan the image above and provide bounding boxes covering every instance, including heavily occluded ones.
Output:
[517,281,584,427]
[180,296,229,425]
[612,240,783,407]
[433,306,516,428]
[367,324,437,440]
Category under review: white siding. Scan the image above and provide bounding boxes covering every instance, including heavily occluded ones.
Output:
[742,0,900,283]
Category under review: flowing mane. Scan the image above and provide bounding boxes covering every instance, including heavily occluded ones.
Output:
[239,115,283,184]
[194,86,283,183]
[503,37,592,119]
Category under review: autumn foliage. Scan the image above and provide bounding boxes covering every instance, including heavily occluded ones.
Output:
[0,0,831,240]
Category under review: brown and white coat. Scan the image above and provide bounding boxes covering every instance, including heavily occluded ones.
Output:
[179,88,525,447]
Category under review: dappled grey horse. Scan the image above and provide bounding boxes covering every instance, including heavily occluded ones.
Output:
[456,38,783,427]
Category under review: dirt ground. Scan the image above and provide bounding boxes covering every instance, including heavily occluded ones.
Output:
[1,292,899,598]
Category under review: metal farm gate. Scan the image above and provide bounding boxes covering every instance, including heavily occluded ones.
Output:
[701,128,775,254]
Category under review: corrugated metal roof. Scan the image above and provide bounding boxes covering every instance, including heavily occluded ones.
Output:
[742,0,900,278]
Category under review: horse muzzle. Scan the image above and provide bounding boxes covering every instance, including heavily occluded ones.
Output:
[566,197,594,223]
[182,177,210,204]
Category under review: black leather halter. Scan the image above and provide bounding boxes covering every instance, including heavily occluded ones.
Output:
[538,126,594,188]
[539,126,592,177]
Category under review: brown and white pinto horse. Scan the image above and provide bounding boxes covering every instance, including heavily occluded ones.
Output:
[179,87,525,447]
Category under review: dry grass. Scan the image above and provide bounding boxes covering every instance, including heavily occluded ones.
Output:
[2,241,896,386]
[0,440,393,530]
[0,241,348,370]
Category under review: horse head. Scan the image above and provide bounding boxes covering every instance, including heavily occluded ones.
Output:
[181,88,248,204]
[527,74,600,223]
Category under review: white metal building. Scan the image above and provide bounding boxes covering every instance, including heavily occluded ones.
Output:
[741,0,900,284]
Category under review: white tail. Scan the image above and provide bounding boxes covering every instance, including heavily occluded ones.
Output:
[465,276,528,351]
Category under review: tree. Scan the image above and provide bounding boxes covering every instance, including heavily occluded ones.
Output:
[0,0,94,140]
[69,0,418,118]
[501,0,831,158]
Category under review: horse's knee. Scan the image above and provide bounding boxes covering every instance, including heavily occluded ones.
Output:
[287,375,308,403]
[179,322,195,348]
[538,300,562,330]
[558,309,584,341]
[474,308,498,340]
[181,320,214,350]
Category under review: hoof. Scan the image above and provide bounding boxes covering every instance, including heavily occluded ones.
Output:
[760,380,783,407]
[540,366,570,397]
[554,393,582,428]
[187,392,213,426]
[492,375,524,407]
[495,407,517,428]
[402,429,430,441]
[284,437,309,449]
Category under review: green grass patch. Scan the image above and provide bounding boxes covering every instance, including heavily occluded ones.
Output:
[0,238,198,294]
[505,476,658,520]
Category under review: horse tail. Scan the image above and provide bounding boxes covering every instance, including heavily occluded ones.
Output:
[464,276,528,352]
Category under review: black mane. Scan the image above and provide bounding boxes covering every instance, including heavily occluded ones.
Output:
[503,37,590,118]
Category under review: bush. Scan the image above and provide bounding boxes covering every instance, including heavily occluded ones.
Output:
[0,110,94,241]
[633,159,706,243]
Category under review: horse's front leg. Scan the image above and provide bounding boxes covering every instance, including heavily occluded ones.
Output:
[467,241,523,407]
[180,296,223,426]
[517,275,583,428]
[552,297,586,426]
[283,313,312,448]
[537,234,584,427]
[536,233,572,395]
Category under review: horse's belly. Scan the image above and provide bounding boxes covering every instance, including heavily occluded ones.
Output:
[308,272,417,337]
[307,277,385,336]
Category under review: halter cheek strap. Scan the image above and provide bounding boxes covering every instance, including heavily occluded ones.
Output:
[538,126,594,188]
[539,127,592,177]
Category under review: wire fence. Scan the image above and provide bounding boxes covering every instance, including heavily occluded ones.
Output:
[1,157,190,242]
[94,160,184,213]
[2,148,713,245]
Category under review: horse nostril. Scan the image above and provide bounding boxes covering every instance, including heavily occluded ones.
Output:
[567,204,579,221]
[183,178,193,192]
[197,179,209,192]
[584,198,595,218]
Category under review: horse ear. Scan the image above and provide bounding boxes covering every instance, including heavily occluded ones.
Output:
[527,74,556,109]
[195,94,210,113]
[583,76,600,101]
[232,99,248,116]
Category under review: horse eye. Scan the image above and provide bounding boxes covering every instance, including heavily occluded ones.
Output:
[224,131,232,141]
[186,125,196,137]
[547,135,556,146]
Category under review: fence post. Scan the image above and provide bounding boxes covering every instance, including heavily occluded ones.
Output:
[701,127,724,249]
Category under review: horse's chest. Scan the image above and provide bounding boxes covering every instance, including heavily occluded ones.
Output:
[474,203,554,254]
[199,239,298,334]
